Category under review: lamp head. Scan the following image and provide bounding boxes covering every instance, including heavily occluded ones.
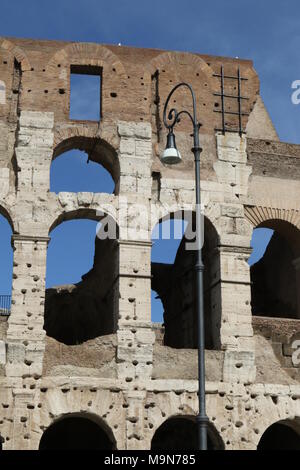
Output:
[160,130,182,165]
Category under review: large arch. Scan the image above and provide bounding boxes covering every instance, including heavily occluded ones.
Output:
[52,134,119,194]
[151,415,224,450]
[151,210,220,349]
[39,413,116,450]
[45,210,119,345]
[249,218,300,319]
[257,419,300,450]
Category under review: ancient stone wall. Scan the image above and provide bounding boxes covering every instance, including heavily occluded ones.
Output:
[0,36,299,450]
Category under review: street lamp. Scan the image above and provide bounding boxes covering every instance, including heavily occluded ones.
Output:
[161,82,209,450]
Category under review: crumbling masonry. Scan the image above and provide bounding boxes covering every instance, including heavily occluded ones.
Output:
[0,37,300,450]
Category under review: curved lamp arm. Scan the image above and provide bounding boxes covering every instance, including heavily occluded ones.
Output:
[163,82,199,133]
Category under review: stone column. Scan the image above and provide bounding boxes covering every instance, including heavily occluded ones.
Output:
[124,390,147,450]
[9,389,35,450]
[5,235,49,378]
[214,133,256,383]
[116,121,155,381]
[218,244,256,383]
[117,239,155,381]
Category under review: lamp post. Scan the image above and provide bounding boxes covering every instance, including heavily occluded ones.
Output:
[161,83,209,450]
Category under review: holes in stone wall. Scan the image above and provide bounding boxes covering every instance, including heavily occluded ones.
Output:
[70,65,102,121]
[271,396,278,405]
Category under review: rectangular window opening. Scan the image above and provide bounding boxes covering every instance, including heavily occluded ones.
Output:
[70,65,102,121]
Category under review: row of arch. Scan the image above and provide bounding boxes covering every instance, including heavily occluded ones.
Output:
[0,37,243,98]
[1,413,299,450]
[1,115,300,346]
[1,204,300,348]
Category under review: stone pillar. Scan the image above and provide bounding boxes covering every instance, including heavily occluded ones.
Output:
[218,244,256,383]
[117,240,155,381]
[14,110,53,235]
[9,389,35,450]
[116,120,155,381]
[213,133,256,383]
[124,390,147,450]
[5,235,49,378]
[218,245,253,349]
[118,121,152,197]
[16,111,53,193]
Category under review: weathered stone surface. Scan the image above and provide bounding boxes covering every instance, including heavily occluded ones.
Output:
[0,37,299,451]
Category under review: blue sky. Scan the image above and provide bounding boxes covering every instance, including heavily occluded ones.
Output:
[0,0,299,320]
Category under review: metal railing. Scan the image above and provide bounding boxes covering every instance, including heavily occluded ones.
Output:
[0,295,11,316]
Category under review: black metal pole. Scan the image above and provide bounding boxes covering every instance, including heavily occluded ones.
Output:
[192,124,209,451]
[162,83,208,450]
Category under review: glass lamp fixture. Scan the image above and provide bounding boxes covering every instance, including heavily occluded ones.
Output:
[160,130,182,165]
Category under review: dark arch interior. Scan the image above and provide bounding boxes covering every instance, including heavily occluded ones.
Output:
[257,422,300,450]
[151,214,220,349]
[250,221,300,319]
[151,417,223,450]
[39,416,115,450]
[44,218,119,345]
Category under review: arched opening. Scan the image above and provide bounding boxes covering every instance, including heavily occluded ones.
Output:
[0,210,13,317]
[39,414,116,450]
[151,416,224,450]
[250,220,300,318]
[44,212,119,345]
[257,420,300,450]
[151,211,220,349]
[51,136,119,194]
[151,217,187,323]
[50,150,114,194]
